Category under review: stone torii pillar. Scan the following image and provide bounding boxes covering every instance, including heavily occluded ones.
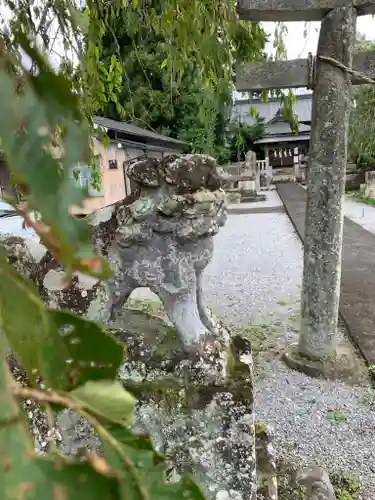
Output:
[237,0,375,363]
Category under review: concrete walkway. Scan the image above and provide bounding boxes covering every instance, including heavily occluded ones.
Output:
[345,195,375,235]
[228,190,285,215]
[277,182,375,366]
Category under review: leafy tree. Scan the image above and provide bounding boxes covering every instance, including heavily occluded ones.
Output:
[227,117,266,162]
[0,1,226,498]
[90,1,268,159]
[348,35,375,167]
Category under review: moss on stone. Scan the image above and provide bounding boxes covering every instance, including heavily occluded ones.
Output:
[125,297,165,316]
[276,460,361,500]
[232,323,279,355]
[151,328,182,361]
[254,422,267,435]
[278,479,307,500]
[277,461,307,500]
[288,314,300,324]
[124,378,188,409]
[124,377,235,412]
[277,299,290,306]
[225,342,253,407]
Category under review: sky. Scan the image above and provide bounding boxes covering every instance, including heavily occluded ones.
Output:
[235,15,375,100]
[270,16,375,59]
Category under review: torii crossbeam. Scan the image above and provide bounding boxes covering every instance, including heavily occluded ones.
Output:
[236,2,375,365]
[237,0,375,22]
[237,50,375,91]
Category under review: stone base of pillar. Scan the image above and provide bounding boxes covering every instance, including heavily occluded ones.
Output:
[282,343,367,384]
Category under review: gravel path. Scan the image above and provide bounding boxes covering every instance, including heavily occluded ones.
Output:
[204,209,302,326]
[203,193,375,499]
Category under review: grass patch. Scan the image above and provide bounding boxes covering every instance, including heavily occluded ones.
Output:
[277,461,361,500]
[326,409,347,423]
[277,461,307,500]
[331,473,361,500]
[351,191,375,207]
[288,313,300,324]
[277,299,290,306]
[359,385,375,407]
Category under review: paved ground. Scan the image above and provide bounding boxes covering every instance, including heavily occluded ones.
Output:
[277,182,375,367]
[298,187,375,235]
[228,190,285,215]
[345,195,375,235]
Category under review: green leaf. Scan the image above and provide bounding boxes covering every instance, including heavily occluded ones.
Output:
[0,68,109,280]
[15,31,83,121]
[2,421,117,497]
[1,328,118,499]
[101,425,206,500]
[67,4,90,34]
[0,251,72,389]
[1,455,119,500]
[250,106,257,119]
[0,259,123,391]
[49,310,125,390]
[70,380,135,425]
[326,410,347,422]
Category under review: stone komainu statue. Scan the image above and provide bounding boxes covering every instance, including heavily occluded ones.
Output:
[4,155,258,500]
[10,154,228,349]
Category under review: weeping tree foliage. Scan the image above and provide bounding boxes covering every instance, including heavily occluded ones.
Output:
[91,0,268,159]
[349,35,375,167]
[0,1,288,497]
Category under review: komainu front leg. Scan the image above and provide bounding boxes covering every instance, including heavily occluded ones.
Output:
[196,270,230,342]
[158,286,210,349]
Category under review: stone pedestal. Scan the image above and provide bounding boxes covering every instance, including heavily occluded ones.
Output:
[255,424,277,500]
[114,326,256,500]
[255,164,261,193]
[244,150,260,193]
[365,171,375,198]
[297,466,336,500]
[293,148,300,180]
[238,179,256,194]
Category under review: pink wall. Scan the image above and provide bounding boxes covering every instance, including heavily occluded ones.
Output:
[71,140,168,215]
[72,140,139,215]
